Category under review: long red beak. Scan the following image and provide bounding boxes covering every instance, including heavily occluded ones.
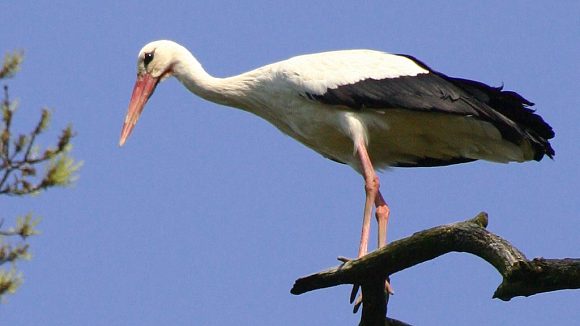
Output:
[119,73,159,146]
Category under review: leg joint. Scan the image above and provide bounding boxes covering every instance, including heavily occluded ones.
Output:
[364,175,380,194]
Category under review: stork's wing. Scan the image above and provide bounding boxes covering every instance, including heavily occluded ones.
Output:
[296,53,554,160]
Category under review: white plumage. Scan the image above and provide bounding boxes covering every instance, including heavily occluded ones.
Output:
[277,49,429,94]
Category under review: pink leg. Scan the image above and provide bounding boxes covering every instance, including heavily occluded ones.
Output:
[375,190,394,294]
[375,191,390,248]
[355,141,379,259]
[354,142,391,253]
[351,142,393,306]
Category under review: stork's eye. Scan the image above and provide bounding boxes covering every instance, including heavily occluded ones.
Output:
[144,52,154,66]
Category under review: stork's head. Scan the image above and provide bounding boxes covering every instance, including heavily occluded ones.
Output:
[119,40,184,146]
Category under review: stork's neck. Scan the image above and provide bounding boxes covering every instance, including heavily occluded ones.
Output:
[172,52,256,109]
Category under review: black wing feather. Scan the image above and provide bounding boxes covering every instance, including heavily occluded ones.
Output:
[308,56,555,161]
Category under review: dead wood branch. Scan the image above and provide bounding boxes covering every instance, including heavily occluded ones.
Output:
[291,212,579,325]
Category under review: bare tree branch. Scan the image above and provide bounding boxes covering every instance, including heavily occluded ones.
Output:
[291,212,579,325]
[494,257,580,300]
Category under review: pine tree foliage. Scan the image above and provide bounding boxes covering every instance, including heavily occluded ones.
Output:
[0,51,80,301]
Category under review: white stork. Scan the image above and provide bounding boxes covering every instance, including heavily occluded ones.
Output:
[119,40,554,299]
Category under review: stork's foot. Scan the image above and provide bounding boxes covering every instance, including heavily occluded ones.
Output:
[350,279,392,313]
[337,256,394,313]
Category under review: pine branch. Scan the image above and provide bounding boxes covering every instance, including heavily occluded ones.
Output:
[0,88,79,196]
[0,50,79,301]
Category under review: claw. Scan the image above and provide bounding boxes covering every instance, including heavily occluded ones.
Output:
[386,279,394,295]
[352,294,363,313]
[350,284,360,303]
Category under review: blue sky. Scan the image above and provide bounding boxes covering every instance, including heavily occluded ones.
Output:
[1,1,578,325]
